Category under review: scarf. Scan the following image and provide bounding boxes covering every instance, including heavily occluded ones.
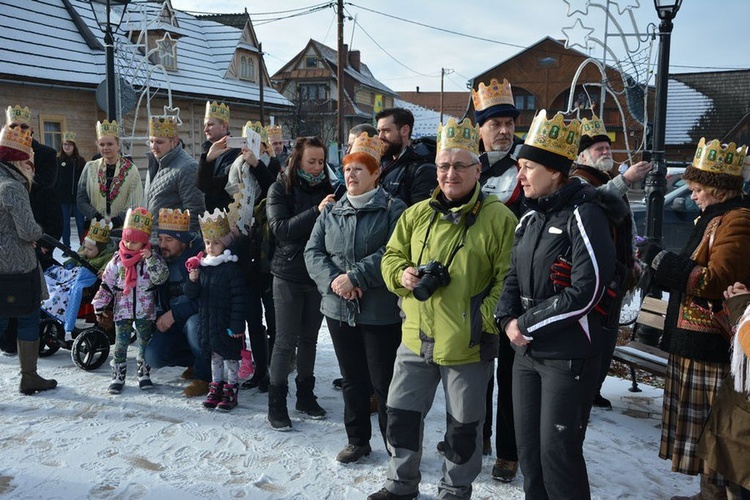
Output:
[118,240,149,295]
[297,167,327,186]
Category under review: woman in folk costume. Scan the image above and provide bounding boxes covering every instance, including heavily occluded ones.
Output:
[640,139,750,500]
[77,120,142,230]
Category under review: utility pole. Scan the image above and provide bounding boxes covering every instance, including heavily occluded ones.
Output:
[258,42,265,125]
[440,68,445,123]
[336,0,345,159]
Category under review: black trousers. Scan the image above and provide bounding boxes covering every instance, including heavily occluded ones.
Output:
[484,334,518,461]
[327,318,401,448]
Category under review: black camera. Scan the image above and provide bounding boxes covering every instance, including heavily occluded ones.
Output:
[413,260,450,301]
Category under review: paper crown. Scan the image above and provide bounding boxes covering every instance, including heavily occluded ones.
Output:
[62,131,77,143]
[6,105,32,126]
[123,207,153,236]
[199,208,231,240]
[158,208,191,232]
[0,125,33,161]
[348,132,383,163]
[149,116,178,138]
[437,118,480,156]
[205,101,230,124]
[96,120,120,140]
[578,114,610,153]
[266,125,283,142]
[85,218,112,244]
[472,78,515,112]
[524,110,581,161]
[691,138,747,175]
[243,121,268,144]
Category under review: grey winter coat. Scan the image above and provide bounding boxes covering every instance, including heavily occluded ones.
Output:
[304,186,406,326]
[144,148,205,232]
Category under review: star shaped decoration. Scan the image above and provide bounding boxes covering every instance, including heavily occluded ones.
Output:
[563,0,591,17]
[613,0,640,15]
[562,18,595,51]
[161,105,182,126]
[156,33,176,57]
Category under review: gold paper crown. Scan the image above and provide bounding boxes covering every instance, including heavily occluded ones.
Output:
[96,120,120,140]
[266,125,283,142]
[124,207,153,235]
[62,131,77,142]
[692,138,748,176]
[348,132,383,163]
[472,78,514,112]
[198,208,231,240]
[243,121,269,144]
[149,116,178,138]
[0,125,33,160]
[158,208,191,232]
[86,218,112,244]
[205,101,230,124]
[524,110,581,161]
[437,118,480,156]
[6,105,32,125]
[580,114,608,139]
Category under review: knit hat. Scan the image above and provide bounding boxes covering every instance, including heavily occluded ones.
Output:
[517,110,581,176]
[158,208,192,244]
[472,78,519,125]
[682,138,747,191]
[578,114,611,154]
[122,207,153,244]
[0,124,32,162]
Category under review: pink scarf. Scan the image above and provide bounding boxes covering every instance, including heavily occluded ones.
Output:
[118,240,150,295]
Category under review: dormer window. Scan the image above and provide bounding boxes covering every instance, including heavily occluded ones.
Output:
[156,33,177,71]
[306,56,318,68]
[240,55,256,81]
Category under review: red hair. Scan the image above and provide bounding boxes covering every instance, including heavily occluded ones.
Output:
[343,152,379,174]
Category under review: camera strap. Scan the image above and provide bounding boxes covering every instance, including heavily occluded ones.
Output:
[416,192,484,268]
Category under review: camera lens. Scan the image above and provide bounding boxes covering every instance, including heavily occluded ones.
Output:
[413,275,439,301]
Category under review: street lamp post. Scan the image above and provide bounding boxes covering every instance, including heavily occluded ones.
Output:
[89,0,131,122]
[644,0,682,245]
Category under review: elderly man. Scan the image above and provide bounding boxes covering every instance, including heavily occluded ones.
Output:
[370,118,517,500]
[196,101,241,211]
[144,116,205,232]
[144,209,208,397]
[376,107,437,206]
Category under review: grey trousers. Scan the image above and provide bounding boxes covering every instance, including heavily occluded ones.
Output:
[383,344,491,499]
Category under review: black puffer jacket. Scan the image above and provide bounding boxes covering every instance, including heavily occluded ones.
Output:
[266,174,333,283]
[380,145,437,206]
[496,178,625,359]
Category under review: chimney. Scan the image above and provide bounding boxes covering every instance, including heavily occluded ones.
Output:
[349,50,361,72]
[416,86,420,93]
[341,44,349,68]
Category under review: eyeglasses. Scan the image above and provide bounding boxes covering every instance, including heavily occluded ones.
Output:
[9,123,30,130]
[436,162,478,173]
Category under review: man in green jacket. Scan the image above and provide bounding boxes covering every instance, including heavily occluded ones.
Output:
[368,118,517,500]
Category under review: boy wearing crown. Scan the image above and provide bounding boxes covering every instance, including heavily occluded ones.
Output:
[184,209,249,411]
[93,208,168,394]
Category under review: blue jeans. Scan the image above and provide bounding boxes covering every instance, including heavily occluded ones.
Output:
[0,309,40,342]
[144,314,208,381]
[63,267,97,332]
[61,203,85,248]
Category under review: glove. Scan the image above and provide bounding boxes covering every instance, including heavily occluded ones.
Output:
[550,255,572,290]
[640,242,664,268]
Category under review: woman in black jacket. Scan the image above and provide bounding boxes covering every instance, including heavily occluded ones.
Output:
[55,134,86,247]
[496,111,620,500]
[266,136,334,431]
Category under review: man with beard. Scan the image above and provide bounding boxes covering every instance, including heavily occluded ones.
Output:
[376,108,436,206]
[196,101,241,211]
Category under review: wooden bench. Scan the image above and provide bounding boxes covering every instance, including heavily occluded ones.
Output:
[612,296,669,392]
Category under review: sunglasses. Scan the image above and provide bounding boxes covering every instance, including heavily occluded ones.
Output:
[9,123,30,130]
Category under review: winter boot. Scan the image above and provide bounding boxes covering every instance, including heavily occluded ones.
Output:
[136,358,153,390]
[238,349,255,380]
[202,381,224,409]
[108,361,127,394]
[217,382,239,412]
[268,384,292,431]
[295,376,326,419]
[18,340,57,395]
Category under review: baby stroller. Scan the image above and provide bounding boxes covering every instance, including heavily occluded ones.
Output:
[37,234,134,370]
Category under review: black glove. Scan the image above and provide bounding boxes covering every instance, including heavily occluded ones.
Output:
[640,242,663,268]
[550,255,572,291]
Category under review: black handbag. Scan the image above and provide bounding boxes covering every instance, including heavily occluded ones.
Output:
[0,265,41,317]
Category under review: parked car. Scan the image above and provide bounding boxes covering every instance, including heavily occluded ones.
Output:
[631,179,699,253]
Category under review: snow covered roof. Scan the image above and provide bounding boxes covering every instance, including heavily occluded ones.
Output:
[310,40,395,96]
[394,97,458,139]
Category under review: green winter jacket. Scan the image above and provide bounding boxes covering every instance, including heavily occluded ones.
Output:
[381,184,517,365]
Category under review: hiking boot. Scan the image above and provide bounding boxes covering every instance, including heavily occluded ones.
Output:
[108,361,127,394]
[183,379,210,398]
[217,382,239,412]
[295,376,326,419]
[367,487,418,500]
[202,381,224,409]
[181,366,194,380]
[268,384,292,431]
[491,458,518,482]
[336,443,372,464]
[593,394,612,409]
[136,359,153,390]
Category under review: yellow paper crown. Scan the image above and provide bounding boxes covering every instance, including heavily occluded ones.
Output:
[198,208,231,240]
[0,125,33,161]
[524,110,581,161]
[205,101,230,124]
[96,120,120,140]
[149,116,178,138]
[6,105,32,125]
[471,78,514,112]
[580,114,608,139]
[158,208,191,232]
[692,138,748,176]
[348,132,383,163]
[62,131,77,142]
[266,125,283,142]
[123,207,153,235]
[243,121,268,144]
[85,218,112,244]
[437,117,480,156]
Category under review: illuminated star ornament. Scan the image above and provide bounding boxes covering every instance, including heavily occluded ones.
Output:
[562,18,595,51]
[613,0,640,15]
[564,0,591,16]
